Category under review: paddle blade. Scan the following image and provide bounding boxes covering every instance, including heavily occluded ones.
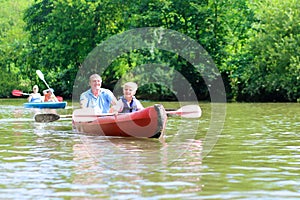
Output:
[36,70,44,81]
[34,113,60,123]
[167,105,202,118]
[12,90,23,97]
[73,108,99,122]
[36,69,53,94]
[73,108,115,122]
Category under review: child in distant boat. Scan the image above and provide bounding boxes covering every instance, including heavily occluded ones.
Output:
[43,88,59,102]
[28,85,43,102]
[116,82,144,113]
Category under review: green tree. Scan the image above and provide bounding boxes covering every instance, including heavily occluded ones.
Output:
[20,0,300,102]
[23,0,222,100]
[112,0,224,100]
[0,0,34,96]
[240,0,300,101]
[23,0,129,97]
[214,0,255,101]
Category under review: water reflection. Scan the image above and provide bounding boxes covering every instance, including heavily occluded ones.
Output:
[71,131,203,198]
[2,102,299,199]
[199,103,300,199]
[0,102,204,199]
[75,136,166,171]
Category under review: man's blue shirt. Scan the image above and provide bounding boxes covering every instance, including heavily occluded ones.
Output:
[80,88,113,113]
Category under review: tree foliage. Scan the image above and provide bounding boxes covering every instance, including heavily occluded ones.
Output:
[240,0,300,101]
[0,0,33,96]
[0,0,299,102]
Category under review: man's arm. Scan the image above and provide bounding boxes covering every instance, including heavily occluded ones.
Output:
[80,92,88,108]
[105,89,121,113]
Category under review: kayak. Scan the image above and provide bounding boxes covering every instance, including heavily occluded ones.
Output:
[24,101,67,109]
[72,104,167,138]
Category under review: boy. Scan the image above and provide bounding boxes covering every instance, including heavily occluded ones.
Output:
[117,82,144,113]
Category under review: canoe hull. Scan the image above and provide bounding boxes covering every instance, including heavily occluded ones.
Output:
[24,102,67,109]
[73,104,167,138]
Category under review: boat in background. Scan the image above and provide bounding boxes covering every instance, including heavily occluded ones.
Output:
[24,101,67,109]
[72,104,167,138]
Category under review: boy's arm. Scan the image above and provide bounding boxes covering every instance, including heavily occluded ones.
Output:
[136,100,144,110]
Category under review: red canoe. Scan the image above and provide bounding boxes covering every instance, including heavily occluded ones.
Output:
[72,104,167,138]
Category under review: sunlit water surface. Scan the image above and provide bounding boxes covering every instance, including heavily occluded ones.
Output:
[0,99,299,199]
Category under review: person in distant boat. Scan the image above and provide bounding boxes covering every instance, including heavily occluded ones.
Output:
[28,85,43,102]
[80,74,118,114]
[117,82,144,113]
[43,88,58,102]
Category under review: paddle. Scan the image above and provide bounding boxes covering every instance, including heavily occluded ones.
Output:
[34,111,115,123]
[36,70,58,101]
[36,70,51,90]
[12,90,30,97]
[166,105,202,118]
[34,105,202,123]
[34,113,61,123]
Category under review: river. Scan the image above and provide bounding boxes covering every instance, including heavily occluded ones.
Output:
[0,99,299,199]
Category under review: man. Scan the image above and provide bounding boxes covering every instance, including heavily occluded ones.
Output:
[80,74,118,113]
[28,85,43,102]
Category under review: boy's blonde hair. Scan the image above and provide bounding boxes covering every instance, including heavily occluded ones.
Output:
[122,82,138,91]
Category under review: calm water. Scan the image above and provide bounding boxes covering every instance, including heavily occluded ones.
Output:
[0,99,299,199]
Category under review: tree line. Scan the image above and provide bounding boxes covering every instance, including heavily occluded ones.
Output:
[0,0,299,102]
